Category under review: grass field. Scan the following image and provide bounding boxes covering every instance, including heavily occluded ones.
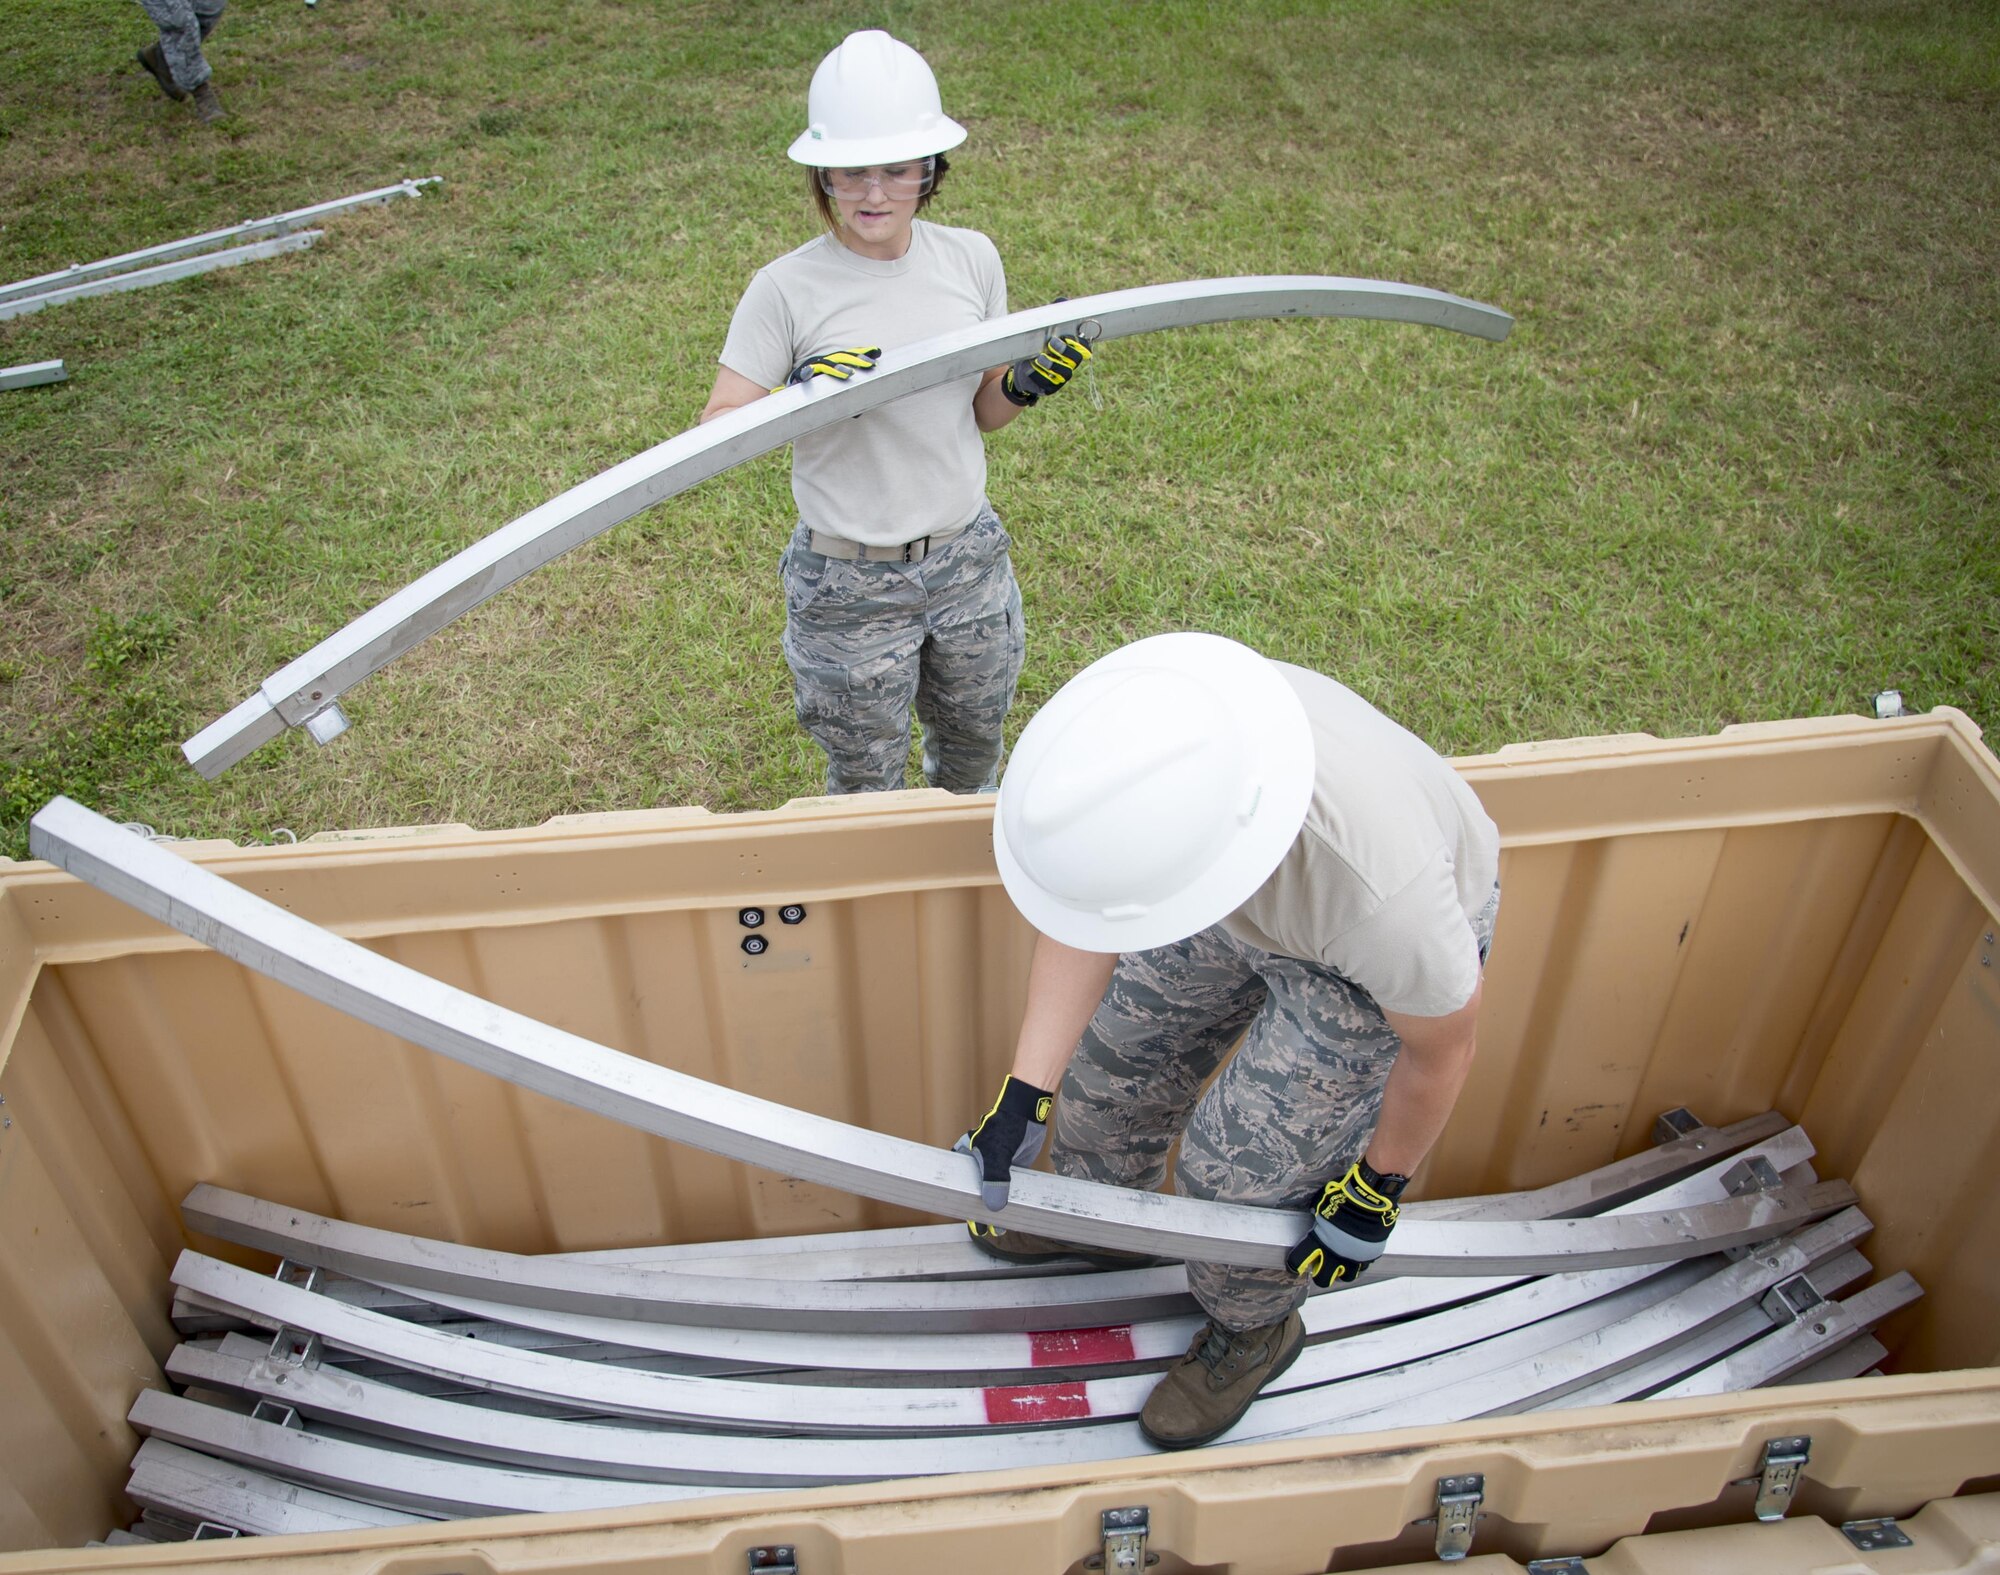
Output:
[1,0,1994,857]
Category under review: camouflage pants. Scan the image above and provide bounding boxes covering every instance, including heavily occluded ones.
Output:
[779,504,1025,795]
[138,0,224,91]
[1050,888,1500,1332]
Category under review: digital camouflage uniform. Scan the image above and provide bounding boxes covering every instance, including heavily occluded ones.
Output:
[780,504,1024,794]
[1049,883,1500,1331]
[138,0,224,91]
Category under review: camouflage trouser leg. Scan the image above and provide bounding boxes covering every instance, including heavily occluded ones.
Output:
[779,504,1025,795]
[139,0,224,90]
[1052,889,1500,1332]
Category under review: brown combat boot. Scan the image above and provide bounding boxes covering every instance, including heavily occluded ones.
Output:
[190,81,227,123]
[136,42,187,101]
[1138,1311,1304,1449]
[966,1222,1165,1272]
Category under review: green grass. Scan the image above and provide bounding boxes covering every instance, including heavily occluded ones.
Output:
[2,0,1995,855]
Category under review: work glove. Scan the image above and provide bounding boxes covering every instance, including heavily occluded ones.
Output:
[1001,332,1093,406]
[778,346,882,391]
[1284,1158,1408,1288]
[953,1075,1055,1211]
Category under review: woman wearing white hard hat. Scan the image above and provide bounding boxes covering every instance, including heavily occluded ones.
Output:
[956,632,1502,1450]
[701,29,1091,795]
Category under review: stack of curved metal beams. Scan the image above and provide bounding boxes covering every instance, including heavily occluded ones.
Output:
[121,1115,1917,1539]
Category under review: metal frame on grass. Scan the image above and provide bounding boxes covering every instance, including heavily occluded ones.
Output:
[0,360,66,391]
[0,178,438,308]
[0,233,322,323]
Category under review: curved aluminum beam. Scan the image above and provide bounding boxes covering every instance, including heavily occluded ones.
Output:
[1251,1208,1876,1444]
[180,274,1513,776]
[127,1439,429,1537]
[169,1251,1703,1441]
[32,796,1842,1276]
[150,1232,1844,1501]
[556,1111,1792,1280]
[1652,1273,1919,1398]
[127,1393,741,1518]
[172,1206,1867,1449]
[183,1175,1854,1333]
[184,1131,1814,1361]
[178,1134,1812,1381]
[1529,1246,1873,1411]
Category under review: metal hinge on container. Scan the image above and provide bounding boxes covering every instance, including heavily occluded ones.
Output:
[1842,1518,1913,1551]
[1525,1560,1588,1574]
[746,1547,796,1575]
[1084,1506,1159,1571]
[1738,1436,1811,1521]
[1418,1474,1484,1561]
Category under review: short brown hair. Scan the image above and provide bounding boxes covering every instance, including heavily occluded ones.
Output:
[809,153,951,234]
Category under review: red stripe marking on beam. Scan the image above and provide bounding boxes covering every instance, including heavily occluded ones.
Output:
[1029,1325,1136,1366]
[983,1382,1093,1425]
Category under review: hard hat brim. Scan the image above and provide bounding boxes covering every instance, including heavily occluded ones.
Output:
[787,118,968,169]
[994,634,1318,956]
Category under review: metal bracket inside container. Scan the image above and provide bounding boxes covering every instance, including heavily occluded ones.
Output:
[1652,1107,1703,1142]
[1842,1517,1913,1550]
[1084,1506,1159,1571]
[1420,1474,1484,1561]
[267,1327,323,1369]
[1739,1436,1811,1521]
[1721,1155,1783,1259]
[1760,1272,1832,1325]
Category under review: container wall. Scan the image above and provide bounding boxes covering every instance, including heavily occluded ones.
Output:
[2,710,1997,1561]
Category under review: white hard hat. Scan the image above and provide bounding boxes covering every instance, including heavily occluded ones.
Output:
[994,633,1317,954]
[787,30,969,168]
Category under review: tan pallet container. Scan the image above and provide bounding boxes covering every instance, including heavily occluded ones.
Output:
[2,706,1997,1574]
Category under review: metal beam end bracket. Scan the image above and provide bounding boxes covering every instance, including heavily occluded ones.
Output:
[303,703,351,747]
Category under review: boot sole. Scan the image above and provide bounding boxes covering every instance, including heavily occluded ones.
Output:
[966,1228,1165,1273]
[1138,1318,1306,1451]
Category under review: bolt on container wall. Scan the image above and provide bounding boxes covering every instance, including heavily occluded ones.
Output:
[0,708,1997,1575]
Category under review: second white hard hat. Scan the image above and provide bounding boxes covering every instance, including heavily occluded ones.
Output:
[788,30,969,168]
[994,633,1317,954]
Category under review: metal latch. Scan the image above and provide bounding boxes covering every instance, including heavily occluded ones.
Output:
[1842,1518,1913,1551]
[1084,1506,1159,1571]
[1742,1436,1811,1521]
[1423,1474,1484,1561]
[746,1547,796,1574]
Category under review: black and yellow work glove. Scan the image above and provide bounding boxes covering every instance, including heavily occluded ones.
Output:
[1000,333,1092,407]
[778,346,882,390]
[954,1075,1054,1211]
[1284,1158,1408,1288]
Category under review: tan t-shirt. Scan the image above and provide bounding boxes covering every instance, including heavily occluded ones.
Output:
[1221,665,1500,1017]
[718,221,1008,547]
